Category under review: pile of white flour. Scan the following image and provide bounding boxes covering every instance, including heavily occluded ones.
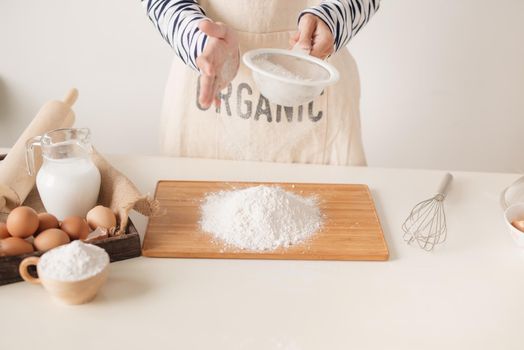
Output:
[200,185,322,251]
[39,241,109,281]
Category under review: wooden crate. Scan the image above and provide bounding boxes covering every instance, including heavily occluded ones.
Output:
[0,220,141,286]
[0,154,142,286]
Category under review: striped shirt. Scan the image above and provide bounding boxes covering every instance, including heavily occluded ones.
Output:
[301,0,380,51]
[142,0,380,71]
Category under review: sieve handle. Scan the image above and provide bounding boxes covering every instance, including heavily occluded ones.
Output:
[437,173,453,196]
[291,43,311,57]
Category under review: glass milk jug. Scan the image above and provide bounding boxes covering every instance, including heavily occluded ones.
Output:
[25,128,101,220]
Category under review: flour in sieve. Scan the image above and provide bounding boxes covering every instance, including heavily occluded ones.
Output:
[200,185,322,251]
[253,57,309,81]
[38,240,109,281]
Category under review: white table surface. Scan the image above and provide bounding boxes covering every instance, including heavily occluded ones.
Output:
[1,152,524,350]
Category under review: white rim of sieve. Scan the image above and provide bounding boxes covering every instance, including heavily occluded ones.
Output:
[243,48,340,86]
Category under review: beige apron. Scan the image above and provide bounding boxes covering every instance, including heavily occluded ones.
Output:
[159,0,366,166]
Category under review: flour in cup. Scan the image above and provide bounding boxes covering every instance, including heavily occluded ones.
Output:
[200,185,322,251]
[38,240,109,281]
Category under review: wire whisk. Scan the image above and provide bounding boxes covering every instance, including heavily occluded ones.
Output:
[402,173,453,251]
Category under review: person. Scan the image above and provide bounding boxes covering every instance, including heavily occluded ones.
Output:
[142,0,380,165]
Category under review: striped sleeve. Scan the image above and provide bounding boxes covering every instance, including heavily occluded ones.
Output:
[300,0,380,51]
[142,0,209,71]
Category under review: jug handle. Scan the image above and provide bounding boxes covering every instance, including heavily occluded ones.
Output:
[25,136,42,176]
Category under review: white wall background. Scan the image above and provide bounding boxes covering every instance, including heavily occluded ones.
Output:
[1,0,523,173]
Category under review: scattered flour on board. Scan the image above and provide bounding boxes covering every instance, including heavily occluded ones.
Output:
[38,240,109,281]
[200,185,323,251]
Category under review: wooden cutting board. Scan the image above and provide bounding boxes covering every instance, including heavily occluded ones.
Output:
[142,181,389,261]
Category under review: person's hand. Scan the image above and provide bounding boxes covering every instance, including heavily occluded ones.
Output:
[290,14,335,59]
[197,20,240,109]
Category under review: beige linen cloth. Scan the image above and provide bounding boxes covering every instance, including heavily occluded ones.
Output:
[0,89,158,235]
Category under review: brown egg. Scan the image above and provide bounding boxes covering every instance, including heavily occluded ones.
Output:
[61,216,90,240]
[86,206,117,230]
[6,206,39,238]
[37,213,59,234]
[0,222,10,239]
[511,220,524,233]
[33,228,70,252]
[0,237,34,256]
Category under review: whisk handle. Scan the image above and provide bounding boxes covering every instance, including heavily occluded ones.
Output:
[437,173,453,196]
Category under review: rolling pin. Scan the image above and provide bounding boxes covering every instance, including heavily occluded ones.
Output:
[0,89,78,213]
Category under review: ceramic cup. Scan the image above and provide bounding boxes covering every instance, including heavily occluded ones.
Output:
[19,256,108,305]
[503,203,524,247]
